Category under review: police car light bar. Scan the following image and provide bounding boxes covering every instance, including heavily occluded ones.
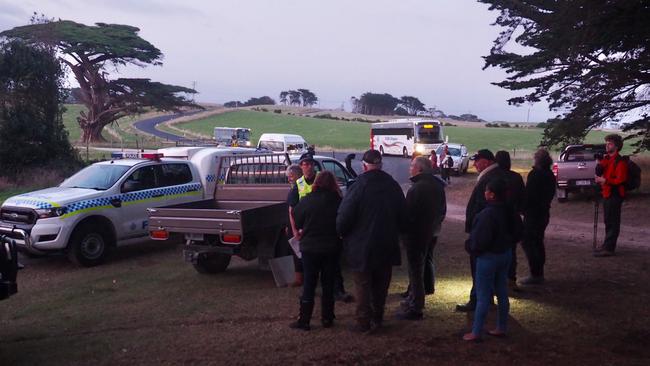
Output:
[111,152,164,160]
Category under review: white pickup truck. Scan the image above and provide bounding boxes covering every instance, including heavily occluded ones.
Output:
[0,147,258,266]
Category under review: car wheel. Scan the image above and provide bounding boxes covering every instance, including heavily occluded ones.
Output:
[379,146,384,156]
[403,147,408,158]
[67,224,109,267]
[193,252,232,274]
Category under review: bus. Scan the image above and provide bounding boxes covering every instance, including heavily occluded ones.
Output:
[370,119,445,157]
[214,127,252,147]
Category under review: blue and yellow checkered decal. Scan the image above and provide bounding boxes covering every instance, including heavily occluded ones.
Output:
[206,174,216,182]
[6,183,202,218]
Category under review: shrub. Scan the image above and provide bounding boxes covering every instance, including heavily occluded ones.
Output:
[273,109,282,114]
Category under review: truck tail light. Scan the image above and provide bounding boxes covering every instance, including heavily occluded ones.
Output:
[370,132,374,150]
[552,162,558,179]
[222,234,241,243]
[150,229,169,240]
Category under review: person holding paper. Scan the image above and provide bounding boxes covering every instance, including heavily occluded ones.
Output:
[289,171,343,331]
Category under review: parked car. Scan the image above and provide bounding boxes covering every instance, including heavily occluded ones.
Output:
[553,144,606,202]
[436,143,470,175]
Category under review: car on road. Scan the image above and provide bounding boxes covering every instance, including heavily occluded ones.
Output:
[436,143,470,175]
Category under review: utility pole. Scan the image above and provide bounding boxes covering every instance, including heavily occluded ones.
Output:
[526,106,531,123]
[191,81,197,102]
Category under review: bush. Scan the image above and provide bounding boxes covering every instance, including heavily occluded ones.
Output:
[500,122,511,128]
[273,109,282,114]
[536,122,548,129]
[444,122,456,127]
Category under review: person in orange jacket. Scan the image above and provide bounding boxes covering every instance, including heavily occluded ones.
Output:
[594,134,628,257]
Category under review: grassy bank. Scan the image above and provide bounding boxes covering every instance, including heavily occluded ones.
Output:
[163,110,637,155]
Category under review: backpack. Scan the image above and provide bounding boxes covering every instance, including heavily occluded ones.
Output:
[615,156,641,191]
[446,156,454,168]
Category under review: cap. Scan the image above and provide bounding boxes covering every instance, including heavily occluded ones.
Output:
[298,153,316,164]
[362,149,382,164]
[469,149,495,161]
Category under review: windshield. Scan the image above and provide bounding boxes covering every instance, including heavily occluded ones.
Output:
[237,129,250,140]
[416,124,442,144]
[258,140,284,152]
[60,164,131,190]
[447,147,461,156]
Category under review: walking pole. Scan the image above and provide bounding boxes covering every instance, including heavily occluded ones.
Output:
[593,197,599,251]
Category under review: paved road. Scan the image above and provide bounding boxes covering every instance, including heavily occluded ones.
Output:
[133,112,203,142]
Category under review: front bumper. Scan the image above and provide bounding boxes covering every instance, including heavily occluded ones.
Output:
[0,222,66,255]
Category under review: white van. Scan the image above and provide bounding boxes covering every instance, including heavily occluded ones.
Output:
[256,133,309,154]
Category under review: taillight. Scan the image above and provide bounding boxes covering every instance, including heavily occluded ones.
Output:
[552,163,558,179]
[150,229,169,240]
[370,132,374,150]
[222,234,241,243]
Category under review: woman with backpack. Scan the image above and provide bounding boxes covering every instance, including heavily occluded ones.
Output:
[439,145,453,184]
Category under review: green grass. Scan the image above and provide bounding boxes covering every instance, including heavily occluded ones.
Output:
[0,187,32,205]
[165,110,640,155]
[164,110,372,150]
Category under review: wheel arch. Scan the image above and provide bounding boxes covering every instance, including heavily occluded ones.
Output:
[69,215,117,248]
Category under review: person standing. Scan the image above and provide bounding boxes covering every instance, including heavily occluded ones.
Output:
[463,178,519,341]
[520,148,556,284]
[430,150,441,175]
[285,164,304,286]
[594,134,628,257]
[399,156,446,320]
[495,151,525,290]
[456,149,506,312]
[439,145,452,184]
[290,171,343,330]
[337,149,407,333]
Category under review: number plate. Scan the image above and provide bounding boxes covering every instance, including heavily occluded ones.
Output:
[185,233,204,241]
[575,180,592,186]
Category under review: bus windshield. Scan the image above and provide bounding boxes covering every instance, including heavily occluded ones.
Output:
[237,129,251,140]
[416,124,442,144]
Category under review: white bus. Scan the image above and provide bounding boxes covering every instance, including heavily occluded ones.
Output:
[214,127,252,147]
[371,119,445,157]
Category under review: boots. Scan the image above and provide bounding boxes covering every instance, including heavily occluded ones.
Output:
[289,300,313,331]
[291,272,303,287]
[321,297,335,328]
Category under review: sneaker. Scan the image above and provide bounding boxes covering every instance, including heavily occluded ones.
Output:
[519,276,544,285]
[594,250,615,257]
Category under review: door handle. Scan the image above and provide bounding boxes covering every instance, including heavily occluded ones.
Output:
[110,198,122,208]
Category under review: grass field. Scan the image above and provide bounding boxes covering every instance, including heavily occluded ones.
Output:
[164,110,639,155]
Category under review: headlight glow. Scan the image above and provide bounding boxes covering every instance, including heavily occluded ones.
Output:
[415,145,425,153]
[35,207,67,219]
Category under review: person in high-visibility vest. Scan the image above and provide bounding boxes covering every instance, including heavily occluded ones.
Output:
[288,154,318,287]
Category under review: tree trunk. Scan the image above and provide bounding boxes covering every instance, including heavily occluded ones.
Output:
[81,123,107,143]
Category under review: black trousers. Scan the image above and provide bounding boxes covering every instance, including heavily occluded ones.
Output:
[508,244,518,281]
[301,251,338,319]
[522,211,550,277]
[405,237,436,312]
[352,263,392,326]
[424,237,437,294]
[603,194,623,252]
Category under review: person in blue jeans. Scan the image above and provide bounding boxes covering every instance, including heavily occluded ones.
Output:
[463,178,521,341]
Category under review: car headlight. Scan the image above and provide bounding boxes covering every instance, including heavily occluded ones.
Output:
[245,141,251,146]
[35,207,67,219]
[415,145,425,153]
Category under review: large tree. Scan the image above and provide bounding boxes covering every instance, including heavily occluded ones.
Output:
[1,20,201,143]
[351,92,400,115]
[0,40,76,173]
[480,0,650,151]
[399,96,426,116]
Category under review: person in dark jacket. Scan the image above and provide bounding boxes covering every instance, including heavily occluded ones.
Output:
[456,149,506,312]
[337,149,408,333]
[463,178,517,341]
[520,148,556,284]
[399,156,446,320]
[495,150,525,291]
[290,171,343,331]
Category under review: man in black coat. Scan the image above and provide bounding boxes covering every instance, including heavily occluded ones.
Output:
[495,150,525,291]
[520,148,556,284]
[399,156,446,320]
[337,149,408,332]
[456,149,506,312]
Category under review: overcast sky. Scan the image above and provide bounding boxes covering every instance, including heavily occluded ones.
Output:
[0,0,556,122]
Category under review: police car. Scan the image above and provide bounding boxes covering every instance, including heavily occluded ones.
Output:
[0,147,257,266]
